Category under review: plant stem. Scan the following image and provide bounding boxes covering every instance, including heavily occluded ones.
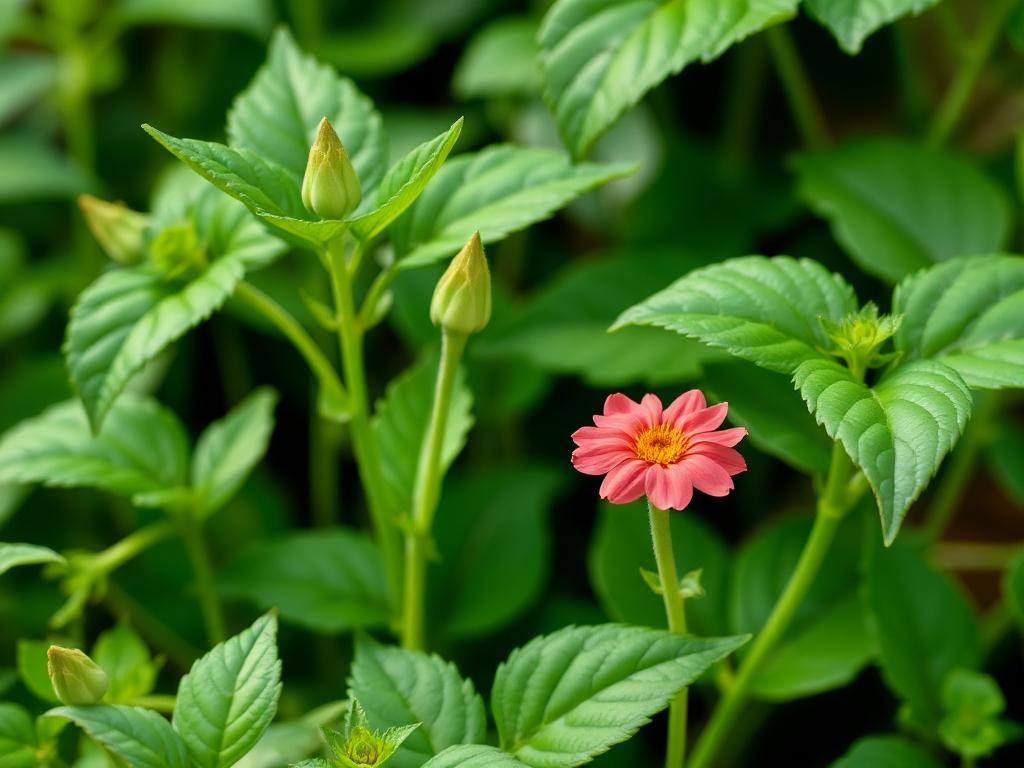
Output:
[92,521,176,573]
[178,515,226,646]
[765,25,830,150]
[401,331,468,650]
[926,0,1018,147]
[130,694,177,713]
[324,237,401,601]
[648,503,688,768]
[688,442,855,768]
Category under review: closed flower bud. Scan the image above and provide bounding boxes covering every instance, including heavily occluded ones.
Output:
[47,645,108,705]
[78,194,148,264]
[430,232,491,335]
[301,117,361,220]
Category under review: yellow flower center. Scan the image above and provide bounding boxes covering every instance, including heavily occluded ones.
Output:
[633,423,688,465]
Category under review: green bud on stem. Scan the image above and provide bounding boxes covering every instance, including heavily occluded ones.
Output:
[301,117,361,220]
[78,194,149,264]
[47,645,108,705]
[430,232,491,335]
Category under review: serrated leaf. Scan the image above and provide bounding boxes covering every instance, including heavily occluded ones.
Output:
[492,624,747,767]
[0,396,189,504]
[831,735,944,768]
[349,119,463,241]
[614,255,858,374]
[0,702,36,767]
[349,638,486,768]
[390,145,631,269]
[423,745,531,768]
[893,255,1024,389]
[227,27,387,189]
[794,358,972,543]
[219,529,389,633]
[173,613,281,768]
[0,542,64,576]
[794,139,1013,283]
[93,624,161,704]
[192,388,277,517]
[805,0,939,54]
[539,0,798,158]
[51,705,190,768]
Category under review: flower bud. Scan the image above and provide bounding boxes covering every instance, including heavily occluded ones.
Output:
[301,117,361,220]
[78,195,148,264]
[47,645,108,705]
[430,232,491,335]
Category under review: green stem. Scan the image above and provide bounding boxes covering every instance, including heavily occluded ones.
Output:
[401,330,468,650]
[765,25,830,150]
[926,0,1018,147]
[92,521,176,573]
[688,442,856,768]
[358,266,397,331]
[178,515,226,646]
[310,408,342,527]
[648,503,688,768]
[130,694,177,713]
[324,237,401,601]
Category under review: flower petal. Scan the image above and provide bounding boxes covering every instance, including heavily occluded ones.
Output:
[599,459,648,504]
[664,390,707,426]
[678,453,735,497]
[639,393,663,426]
[689,426,747,448]
[572,442,633,475]
[687,442,747,475]
[571,425,632,447]
[678,402,729,435]
[645,463,693,511]
[603,393,642,416]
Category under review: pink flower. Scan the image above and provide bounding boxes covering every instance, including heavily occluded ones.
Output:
[571,391,747,511]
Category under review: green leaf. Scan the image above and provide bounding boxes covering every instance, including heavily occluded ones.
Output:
[864,538,981,732]
[0,702,37,767]
[51,705,190,768]
[614,255,858,375]
[805,0,939,54]
[349,119,463,241]
[0,135,91,201]
[453,17,541,100]
[218,529,389,633]
[0,542,64,576]
[492,624,747,767]
[173,613,282,768]
[831,736,944,768]
[1004,551,1024,632]
[589,500,729,637]
[16,639,58,703]
[227,27,387,189]
[423,745,531,768]
[539,0,798,158]
[92,624,161,704]
[0,396,189,504]
[371,353,474,528]
[349,638,486,768]
[794,139,1013,282]
[114,0,274,36]
[794,358,972,543]
[390,145,631,269]
[939,669,1008,759]
[730,514,873,701]
[192,388,277,516]
[893,255,1024,389]
[429,467,562,640]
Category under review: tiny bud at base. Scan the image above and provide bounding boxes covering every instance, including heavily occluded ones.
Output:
[430,232,491,335]
[301,117,362,220]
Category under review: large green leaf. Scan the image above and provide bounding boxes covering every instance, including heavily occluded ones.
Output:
[794,139,1013,282]
[349,638,486,768]
[539,0,798,158]
[51,705,190,768]
[93,624,161,704]
[492,624,746,767]
[0,702,36,767]
[218,530,389,632]
[831,736,944,768]
[453,18,541,100]
[0,542,64,576]
[174,614,281,768]
[805,0,940,54]
[0,396,189,504]
[893,255,1024,389]
[794,358,972,543]
[614,255,857,375]
[226,27,386,188]
[390,145,631,269]
[423,745,531,768]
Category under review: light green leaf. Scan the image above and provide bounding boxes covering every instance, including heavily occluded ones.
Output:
[453,17,541,100]
[349,638,486,768]
[0,702,37,767]
[805,0,939,54]
[226,27,386,188]
[794,358,972,543]
[0,396,189,504]
[0,135,91,202]
[114,0,274,36]
[218,529,389,633]
[92,624,161,704]
[0,53,58,124]
[349,119,463,241]
[539,0,798,158]
[939,669,1009,759]
[0,542,64,576]
[173,613,282,768]
[16,639,58,703]
[831,735,944,768]
[865,538,981,732]
[893,255,1024,389]
[51,705,190,768]
[192,388,277,516]
[492,624,747,767]
[614,255,857,375]
[794,139,1013,283]
[390,145,631,269]
[423,745,531,768]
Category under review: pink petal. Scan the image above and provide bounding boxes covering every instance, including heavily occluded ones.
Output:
[687,442,747,476]
[572,443,633,475]
[645,463,694,511]
[689,427,747,448]
[571,425,631,447]
[593,413,643,434]
[603,393,642,416]
[599,459,648,504]
[664,390,707,426]
[639,393,663,426]
[678,402,729,435]
[677,454,735,497]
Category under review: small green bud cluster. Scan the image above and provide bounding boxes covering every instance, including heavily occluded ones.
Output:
[310,700,419,768]
[430,232,491,336]
[78,194,149,265]
[819,302,902,376]
[149,221,208,279]
[302,117,362,220]
[47,645,108,705]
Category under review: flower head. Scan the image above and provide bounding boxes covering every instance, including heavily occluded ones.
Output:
[430,231,491,335]
[47,645,108,705]
[301,117,361,220]
[571,391,747,511]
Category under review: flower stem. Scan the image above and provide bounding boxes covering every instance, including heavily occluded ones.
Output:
[688,442,856,768]
[178,515,226,646]
[765,25,830,150]
[648,502,688,768]
[402,330,468,649]
[92,520,176,573]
